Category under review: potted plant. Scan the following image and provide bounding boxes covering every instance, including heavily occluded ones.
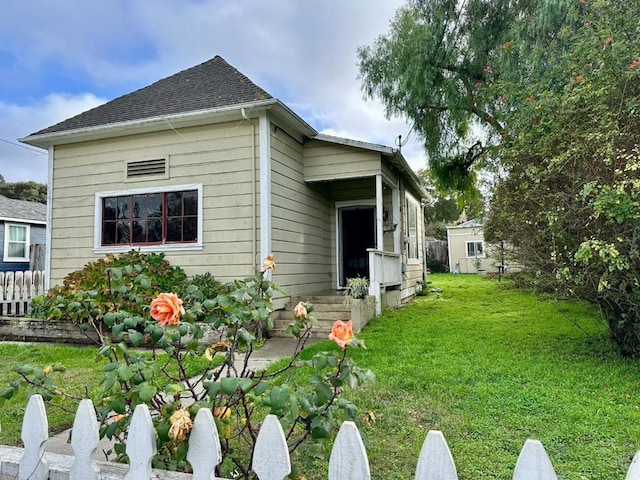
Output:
[344,277,375,332]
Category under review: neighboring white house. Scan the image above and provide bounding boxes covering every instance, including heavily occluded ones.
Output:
[20,55,428,313]
[446,219,503,274]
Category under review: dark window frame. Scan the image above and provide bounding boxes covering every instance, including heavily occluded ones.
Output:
[101,189,199,247]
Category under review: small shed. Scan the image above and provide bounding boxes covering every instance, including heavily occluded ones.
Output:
[446,219,501,274]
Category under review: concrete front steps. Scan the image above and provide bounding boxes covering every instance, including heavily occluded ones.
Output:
[271,293,349,339]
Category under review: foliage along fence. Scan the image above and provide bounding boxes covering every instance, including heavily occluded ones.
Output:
[0,270,45,316]
[4,395,640,479]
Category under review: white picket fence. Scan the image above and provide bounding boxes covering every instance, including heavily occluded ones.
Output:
[0,270,45,316]
[2,395,640,479]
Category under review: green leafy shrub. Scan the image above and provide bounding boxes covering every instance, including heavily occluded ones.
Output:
[29,250,187,334]
[178,272,229,300]
[426,259,447,273]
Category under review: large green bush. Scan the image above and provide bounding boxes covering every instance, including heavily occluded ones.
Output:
[30,250,187,334]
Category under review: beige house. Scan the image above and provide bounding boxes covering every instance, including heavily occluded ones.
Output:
[20,56,427,316]
[446,219,503,274]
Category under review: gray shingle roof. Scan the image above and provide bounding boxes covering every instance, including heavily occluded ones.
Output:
[31,56,273,136]
[0,195,46,223]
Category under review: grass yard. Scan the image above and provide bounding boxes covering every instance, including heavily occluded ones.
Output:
[296,274,640,479]
[1,274,639,479]
[0,343,106,446]
[0,342,211,448]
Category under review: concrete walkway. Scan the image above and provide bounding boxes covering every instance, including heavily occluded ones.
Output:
[44,336,318,457]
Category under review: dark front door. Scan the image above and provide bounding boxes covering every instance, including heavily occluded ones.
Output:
[340,206,376,286]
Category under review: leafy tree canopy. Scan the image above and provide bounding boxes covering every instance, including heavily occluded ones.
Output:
[0,180,47,204]
[358,0,574,187]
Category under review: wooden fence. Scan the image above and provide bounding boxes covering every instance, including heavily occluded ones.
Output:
[0,270,45,316]
[3,394,640,480]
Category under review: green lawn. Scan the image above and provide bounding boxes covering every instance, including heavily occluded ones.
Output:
[1,275,639,480]
[298,274,640,479]
[0,343,106,446]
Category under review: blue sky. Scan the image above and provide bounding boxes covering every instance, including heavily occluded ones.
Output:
[0,0,426,184]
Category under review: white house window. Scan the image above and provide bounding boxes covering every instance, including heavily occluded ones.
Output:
[405,194,419,261]
[466,241,485,257]
[3,223,30,262]
[95,184,203,253]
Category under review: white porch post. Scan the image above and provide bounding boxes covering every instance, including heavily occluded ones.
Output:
[370,174,384,315]
[259,115,272,279]
[392,178,401,254]
[375,174,384,250]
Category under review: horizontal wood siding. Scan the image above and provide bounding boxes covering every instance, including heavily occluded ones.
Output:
[50,121,259,285]
[303,140,381,181]
[270,127,332,298]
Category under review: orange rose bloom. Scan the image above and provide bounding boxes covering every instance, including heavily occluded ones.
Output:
[150,293,185,326]
[329,320,354,349]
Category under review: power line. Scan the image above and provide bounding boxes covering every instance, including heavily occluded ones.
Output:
[0,137,47,155]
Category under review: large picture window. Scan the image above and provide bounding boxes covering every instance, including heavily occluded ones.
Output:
[95,184,203,252]
[3,223,30,262]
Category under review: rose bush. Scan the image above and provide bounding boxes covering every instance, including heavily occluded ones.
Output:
[6,253,372,479]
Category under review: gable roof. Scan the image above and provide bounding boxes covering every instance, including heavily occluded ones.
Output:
[0,195,47,224]
[30,56,273,136]
[446,219,483,230]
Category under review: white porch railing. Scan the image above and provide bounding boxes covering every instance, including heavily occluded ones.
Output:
[0,270,46,316]
[3,394,640,479]
[367,249,401,315]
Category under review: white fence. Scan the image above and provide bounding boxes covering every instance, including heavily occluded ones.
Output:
[0,270,45,316]
[3,394,640,480]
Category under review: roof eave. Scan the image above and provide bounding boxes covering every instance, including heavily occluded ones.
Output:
[19,98,283,148]
[314,133,395,155]
[389,150,429,200]
[0,216,47,225]
[271,102,317,138]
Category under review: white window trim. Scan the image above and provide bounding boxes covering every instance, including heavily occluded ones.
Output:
[3,223,30,262]
[93,183,204,254]
[405,192,420,265]
[465,240,485,258]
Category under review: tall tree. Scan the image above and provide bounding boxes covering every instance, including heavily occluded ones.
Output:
[485,0,640,355]
[358,0,573,188]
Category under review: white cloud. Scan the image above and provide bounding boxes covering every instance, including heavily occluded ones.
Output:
[0,94,106,183]
[0,0,429,183]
